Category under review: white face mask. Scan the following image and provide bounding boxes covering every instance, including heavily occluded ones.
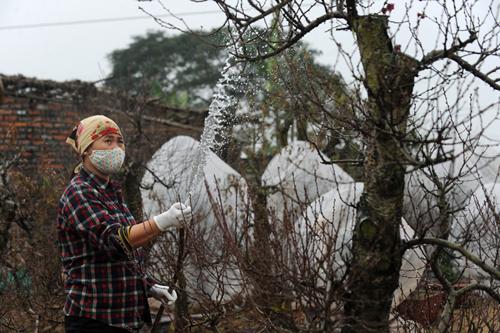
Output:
[89,147,125,175]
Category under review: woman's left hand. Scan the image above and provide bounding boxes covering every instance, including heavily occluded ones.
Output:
[150,284,178,306]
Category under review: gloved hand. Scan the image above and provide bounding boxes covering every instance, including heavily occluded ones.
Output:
[153,202,192,231]
[150,284,177,306]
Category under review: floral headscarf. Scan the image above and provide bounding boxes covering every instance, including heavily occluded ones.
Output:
[66,115,123,156]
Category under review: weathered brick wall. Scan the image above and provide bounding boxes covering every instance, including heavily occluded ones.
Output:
[0,74,206,175]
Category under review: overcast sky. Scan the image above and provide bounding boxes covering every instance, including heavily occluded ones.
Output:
[1,1,498,141]
[0,1,495,81]
[0,1,223,81]
[0,0,347,82]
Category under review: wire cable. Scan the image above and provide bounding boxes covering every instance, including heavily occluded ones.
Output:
[0,2,320,31]
[0,10,222,31]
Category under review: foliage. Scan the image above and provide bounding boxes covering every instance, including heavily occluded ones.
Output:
[0,170,66,332]
[437,249,461,284]
[107,30,227,108]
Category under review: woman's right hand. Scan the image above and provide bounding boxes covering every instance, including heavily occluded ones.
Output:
[153,203,192,231]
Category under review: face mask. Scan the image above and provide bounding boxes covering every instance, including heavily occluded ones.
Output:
[89,147,125,175]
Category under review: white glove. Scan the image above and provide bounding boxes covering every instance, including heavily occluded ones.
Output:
[153,202,192,231]
[150,284,177,306]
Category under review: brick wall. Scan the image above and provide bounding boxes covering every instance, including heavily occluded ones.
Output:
[0,74,206,175]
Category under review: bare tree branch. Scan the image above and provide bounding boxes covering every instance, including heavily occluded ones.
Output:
[457,283,500,303]
[448,53,500,91]
[419,32,477,68]
[404,238,500,280]
[345,0,357,18]
[235,11,347,62]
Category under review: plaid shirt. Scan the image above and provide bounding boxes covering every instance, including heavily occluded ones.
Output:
[57,168,153,331]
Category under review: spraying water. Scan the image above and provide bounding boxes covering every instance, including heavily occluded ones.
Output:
[186,53,245,199]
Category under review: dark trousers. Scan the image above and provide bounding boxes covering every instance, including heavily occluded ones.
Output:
[65,316,133,333]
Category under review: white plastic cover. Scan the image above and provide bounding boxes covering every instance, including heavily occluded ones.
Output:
[404,147,499,235]
[141,135,249,301]
[298,182,426,309]
[262,141,354,221]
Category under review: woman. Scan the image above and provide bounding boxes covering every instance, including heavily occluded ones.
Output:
[58,115,192,333]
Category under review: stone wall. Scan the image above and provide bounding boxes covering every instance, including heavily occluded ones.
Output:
[0,74,206,175]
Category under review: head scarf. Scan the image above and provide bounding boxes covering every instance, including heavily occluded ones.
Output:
[66,115,123,156]
[66,115,123,172]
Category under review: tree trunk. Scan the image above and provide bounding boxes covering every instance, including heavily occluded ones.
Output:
[246,160,297,330]
[122,161,144,222]
[342,15,418,333]
[296,117,308,141]
[174,271,189,332]
[276,115,293,148]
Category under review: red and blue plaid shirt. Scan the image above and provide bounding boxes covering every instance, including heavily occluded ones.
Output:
[57,168,154,331]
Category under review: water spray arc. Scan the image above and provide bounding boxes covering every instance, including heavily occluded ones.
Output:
[185,52,246,200]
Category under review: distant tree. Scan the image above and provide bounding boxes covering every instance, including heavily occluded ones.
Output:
[107,31,227,108]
